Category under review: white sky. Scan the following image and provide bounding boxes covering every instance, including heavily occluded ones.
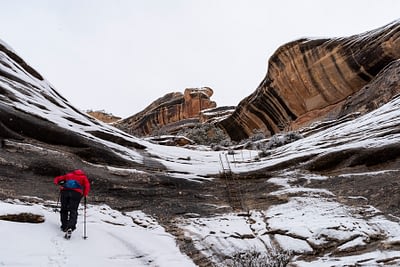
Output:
[0,0,399,118]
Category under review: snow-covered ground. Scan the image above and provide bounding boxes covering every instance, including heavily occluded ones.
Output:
[0,199,196,267]
[178,170,400,266]
[3,165,400,267]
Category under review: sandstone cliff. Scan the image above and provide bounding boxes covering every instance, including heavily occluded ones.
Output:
[218,20,400,141]
[115,87,216,136]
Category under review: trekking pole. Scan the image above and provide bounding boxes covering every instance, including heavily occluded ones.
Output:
[83,197,88,239]
[53,190,61,212]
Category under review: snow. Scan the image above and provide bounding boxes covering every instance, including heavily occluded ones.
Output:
[274,234,313,253]
[294,250,400,267]
[267,197,381,248]
[338,169,400,177]
[0,200,195,267]
[1,36,400,266]
[336,236,366,251]
[177,168,400,265]
[179,211,273,258]
[0,199,44,217]
[0,38,17,53]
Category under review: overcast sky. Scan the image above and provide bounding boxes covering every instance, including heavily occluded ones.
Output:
[0,0,399,118]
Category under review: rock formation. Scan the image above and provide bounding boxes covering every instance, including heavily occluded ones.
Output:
[0,212,45,223]
[115,87,216,136]
[339,59,400,117]
[87,110,121,123]
[218,20,400,141]
[199,106,235,124]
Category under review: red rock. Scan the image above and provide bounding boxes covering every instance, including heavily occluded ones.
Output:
[218,20,400,141]
[115,87,216,136]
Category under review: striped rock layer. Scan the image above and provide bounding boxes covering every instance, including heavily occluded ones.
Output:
[115,87,216,136]
[218,20,400,141]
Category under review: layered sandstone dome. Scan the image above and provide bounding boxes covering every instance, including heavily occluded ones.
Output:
[218,20,400,141]
[115,87,217,136]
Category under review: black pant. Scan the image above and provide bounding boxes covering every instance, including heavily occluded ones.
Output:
[60,190,82,231]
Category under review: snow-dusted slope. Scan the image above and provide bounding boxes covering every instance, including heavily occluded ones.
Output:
[3,162,400,267]
[0,199,195,267]
[145,94,400,179]
[179,168,400,266]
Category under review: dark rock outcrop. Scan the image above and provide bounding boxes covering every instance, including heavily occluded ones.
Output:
[0,212,45,223]
[339,59,400,117]
[115,87,216,136]
[218,20,400,141]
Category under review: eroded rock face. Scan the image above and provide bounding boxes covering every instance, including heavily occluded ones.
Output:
[87,110,121,123]
[218,20,400,141]
[115,87,216,136]
[339,59,400,117]
[199,106,235,124]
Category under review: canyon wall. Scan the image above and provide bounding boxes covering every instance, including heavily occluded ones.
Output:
[218,20,400,141]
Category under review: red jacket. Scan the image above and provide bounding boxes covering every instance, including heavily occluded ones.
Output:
[54,169,90,197]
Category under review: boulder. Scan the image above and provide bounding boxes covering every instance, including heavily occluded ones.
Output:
[0,212,45,223]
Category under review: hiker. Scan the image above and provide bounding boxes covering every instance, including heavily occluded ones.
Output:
[54,169,90,233]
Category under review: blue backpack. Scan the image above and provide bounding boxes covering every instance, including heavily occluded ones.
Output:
[63,180,82,189]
